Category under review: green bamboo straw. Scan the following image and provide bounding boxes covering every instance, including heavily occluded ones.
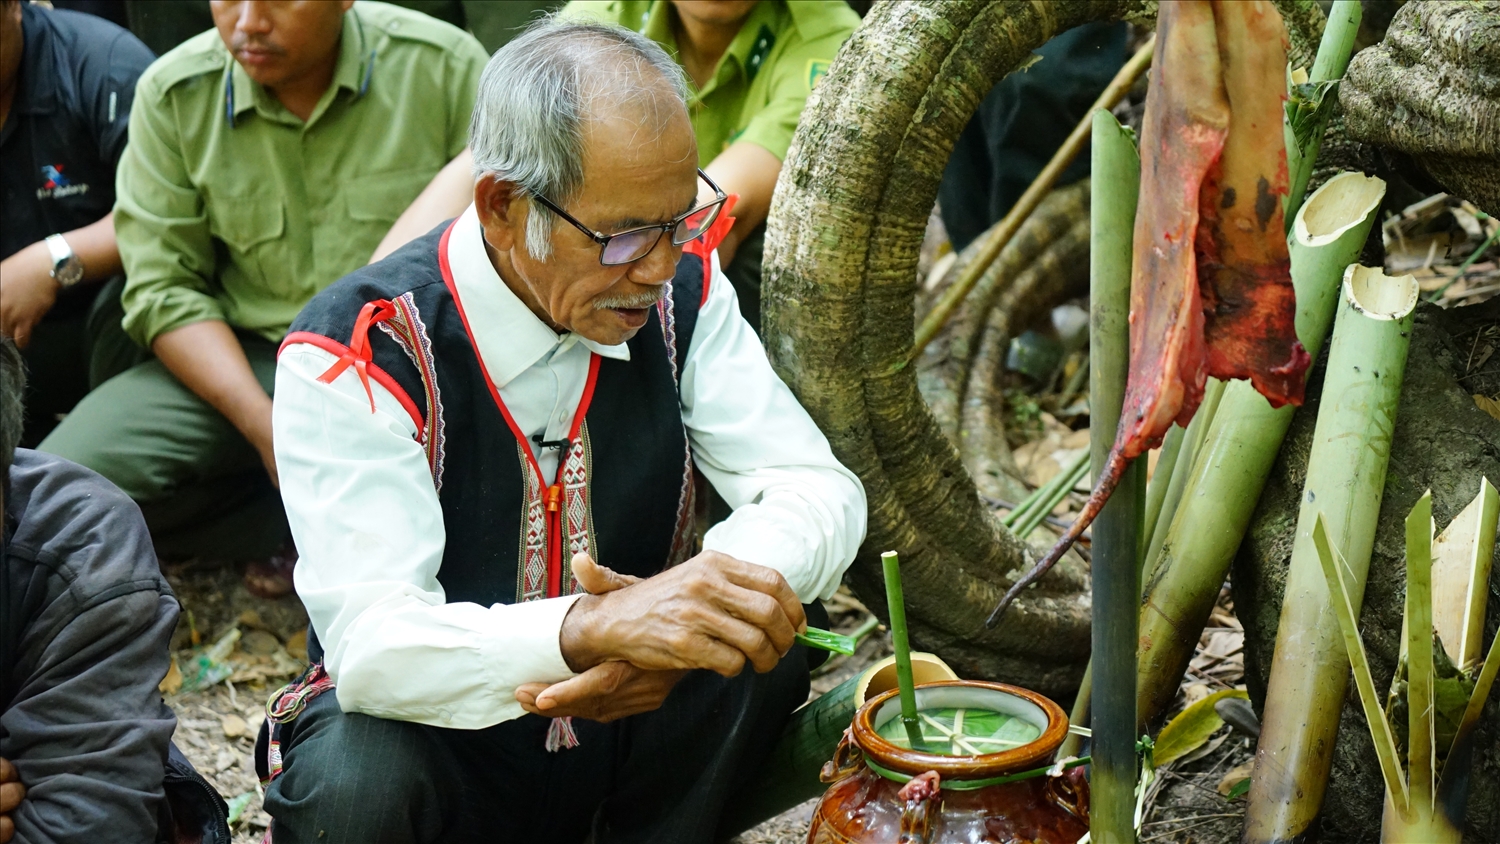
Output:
[882,550,926,753]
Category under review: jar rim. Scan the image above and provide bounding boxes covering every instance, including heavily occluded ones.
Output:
[850,680,1069,779]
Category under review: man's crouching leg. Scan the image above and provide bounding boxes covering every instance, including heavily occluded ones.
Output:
[262,692,455,844]
[600,638,813,844]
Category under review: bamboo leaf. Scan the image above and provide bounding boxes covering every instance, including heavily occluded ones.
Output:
[1406,492,1436,814]
[1153,689,1249,767]
[1313,513,1409,814]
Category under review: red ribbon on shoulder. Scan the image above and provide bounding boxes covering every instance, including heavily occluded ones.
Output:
[316,299,398,413]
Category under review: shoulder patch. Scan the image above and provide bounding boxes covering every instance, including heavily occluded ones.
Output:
[806,59,831,90]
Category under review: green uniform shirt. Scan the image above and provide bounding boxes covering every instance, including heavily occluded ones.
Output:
[115,1,488,347]
[560,0,858,165]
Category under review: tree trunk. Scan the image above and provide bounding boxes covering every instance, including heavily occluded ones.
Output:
[761,0,1324,695]
[1340,1,1500,215]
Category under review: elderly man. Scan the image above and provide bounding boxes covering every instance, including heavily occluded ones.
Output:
[261,18,865,844]
[39,0,488,595]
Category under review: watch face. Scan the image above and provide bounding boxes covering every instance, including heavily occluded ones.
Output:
[56,256,84,287]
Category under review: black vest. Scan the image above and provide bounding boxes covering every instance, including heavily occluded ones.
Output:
[285,221,712,608]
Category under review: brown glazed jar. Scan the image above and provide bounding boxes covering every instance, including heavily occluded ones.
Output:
[808,681,1089,844]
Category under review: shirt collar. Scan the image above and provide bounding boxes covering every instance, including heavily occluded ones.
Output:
[444,206,631,390]
[641,0,779,100]
[226,10,368,125]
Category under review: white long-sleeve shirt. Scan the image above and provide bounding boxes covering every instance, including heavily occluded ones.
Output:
[272,205,866,729]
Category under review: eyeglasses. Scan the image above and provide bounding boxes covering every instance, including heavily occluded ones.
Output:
[532,169,728,266]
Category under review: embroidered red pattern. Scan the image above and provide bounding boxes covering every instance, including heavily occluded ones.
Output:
[375,292,446,492]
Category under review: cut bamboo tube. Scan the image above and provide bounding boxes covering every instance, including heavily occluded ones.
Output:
[1087,109,1143,844]
[1243,265,1418,844]
[903,36,1155,367]
[1431,478,1498,673]
[721,652,958,832]
[1134,172,1385,725]
[1406,494,1437,819]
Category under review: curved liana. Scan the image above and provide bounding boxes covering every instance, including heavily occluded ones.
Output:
[989,0,1304,626]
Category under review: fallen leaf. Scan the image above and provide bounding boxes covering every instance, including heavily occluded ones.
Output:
[285,629,309,663]
[159,656,182,695]
[1154,688,1250,767]
[221,714,249,739]
[226,791,254,826]
[1218,760,1255,797]
[1474,394,1500,423]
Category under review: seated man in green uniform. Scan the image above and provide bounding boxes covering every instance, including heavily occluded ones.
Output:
[560,0,858,331]
[40,0,488,596]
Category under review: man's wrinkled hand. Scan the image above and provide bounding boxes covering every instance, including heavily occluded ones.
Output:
[1,757,25,844]
[0,243,59,349]
[515,663,686,723]
[560,550,806,679]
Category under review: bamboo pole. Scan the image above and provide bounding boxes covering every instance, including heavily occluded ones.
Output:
[1086,110,1144,844]
[1284,0,1362,223]
[902,36,1155,367]
[1243,265,1418,843]
[1139,424,1186,563]
[1134,172,1385,725]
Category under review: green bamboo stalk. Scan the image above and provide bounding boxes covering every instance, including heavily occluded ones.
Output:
[1141,378,1225,582]
[1243,264,1418,843]
[1087,109,1142,844]
[1139,424,1186,563]
[1135,172,1385,726]
[1406,493,1437,817]
[1284,0,1362,222]
[1059,661,1092,760]
[1313,513,1410,815]
[882,550,926,752]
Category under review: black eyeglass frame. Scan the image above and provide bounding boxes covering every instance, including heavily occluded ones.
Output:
[531,169,729,266]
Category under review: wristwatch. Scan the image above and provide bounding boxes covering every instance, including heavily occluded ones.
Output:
[45,233,84,288]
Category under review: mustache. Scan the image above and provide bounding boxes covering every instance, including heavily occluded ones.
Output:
[230,35,286,55]
[594,289,665,310]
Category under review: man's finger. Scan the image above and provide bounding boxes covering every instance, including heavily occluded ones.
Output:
[571,553,642,596]
[1,814,14,844]
[707,616,782,674]
[719,562,806,633]
[0,759,16,783]
[715,585,798,656]
[535,662,632,711]
[0,782,23,814]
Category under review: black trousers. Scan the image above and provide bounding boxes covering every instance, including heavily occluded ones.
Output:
[261,649,811,844]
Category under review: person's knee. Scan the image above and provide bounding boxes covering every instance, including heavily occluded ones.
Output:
[265,700,449,842]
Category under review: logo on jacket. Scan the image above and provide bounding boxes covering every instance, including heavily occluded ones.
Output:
[37,164,89,199]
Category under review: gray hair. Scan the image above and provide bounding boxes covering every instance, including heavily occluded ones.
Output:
[469,18,689,260]
[1,336,26,473]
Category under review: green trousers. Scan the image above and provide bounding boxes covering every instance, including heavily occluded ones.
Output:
[38,332,289,561]
[21,275,148,447]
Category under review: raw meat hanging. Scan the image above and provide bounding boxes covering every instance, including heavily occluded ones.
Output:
[988,0,1304,627]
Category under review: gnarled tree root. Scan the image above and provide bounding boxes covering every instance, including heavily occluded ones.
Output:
[762,0,1323,695]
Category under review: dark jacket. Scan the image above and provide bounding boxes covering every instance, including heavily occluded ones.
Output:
[1,449,223,843]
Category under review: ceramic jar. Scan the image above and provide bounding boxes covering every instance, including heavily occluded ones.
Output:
[808,681,1089,844]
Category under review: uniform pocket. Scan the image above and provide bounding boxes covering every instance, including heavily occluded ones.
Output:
[208,197,287,296]
[334,169,437,270]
